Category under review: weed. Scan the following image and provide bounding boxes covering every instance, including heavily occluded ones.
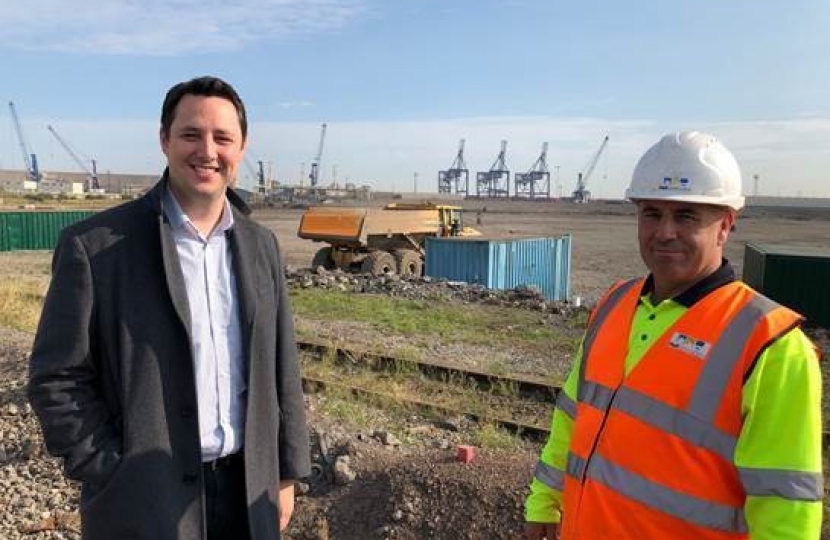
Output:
[474,423,519,450]
[0,279,45,333]
[289,288,573,360]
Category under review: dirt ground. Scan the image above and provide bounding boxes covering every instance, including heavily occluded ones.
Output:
[261,199,830,305]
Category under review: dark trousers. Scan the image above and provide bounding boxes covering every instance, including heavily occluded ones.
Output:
[203,452,250,540]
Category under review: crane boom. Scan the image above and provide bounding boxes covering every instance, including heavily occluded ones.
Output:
[573,135,609,203]
[47,125,99,190]
[309,123,327,188]
[8,101,40,182]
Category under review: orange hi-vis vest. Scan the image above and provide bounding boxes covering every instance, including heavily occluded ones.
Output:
[560,278,802,540]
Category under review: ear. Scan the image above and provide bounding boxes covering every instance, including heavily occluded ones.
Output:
[717,209,737,245]
[159,127,169,155]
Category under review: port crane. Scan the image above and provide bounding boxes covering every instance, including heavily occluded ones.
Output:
[514,142,551,199]
[475,140,510,198]
[438,138,469,195]
[572,135,609,203]
[243,154,268,194]
[47,125,100,191]
[308,123,327,189]
[8,101,40,183]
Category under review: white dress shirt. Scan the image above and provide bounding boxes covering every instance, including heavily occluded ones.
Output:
[163,187,246,461]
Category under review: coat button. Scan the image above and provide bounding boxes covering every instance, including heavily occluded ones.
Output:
[182,473,198,484]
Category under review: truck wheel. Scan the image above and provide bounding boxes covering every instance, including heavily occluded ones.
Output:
[361,251,397,276]
[394,249,423,277]
[311,247,335,270]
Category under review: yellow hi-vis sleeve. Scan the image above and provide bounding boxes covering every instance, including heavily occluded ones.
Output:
[524,351,583,523]
[737,327,823,540]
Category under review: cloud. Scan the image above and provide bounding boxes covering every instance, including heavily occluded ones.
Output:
[0,0,366,55]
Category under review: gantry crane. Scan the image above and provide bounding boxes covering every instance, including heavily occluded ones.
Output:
[8,101,40,183]
[475,140,510,198]
[438,138,469,195]
[514,142,551,199]
[47,125,100,191]
[572,135,609,203]
[308,123,327,189]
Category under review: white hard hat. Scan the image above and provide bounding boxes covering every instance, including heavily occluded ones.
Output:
[626,130,745,210]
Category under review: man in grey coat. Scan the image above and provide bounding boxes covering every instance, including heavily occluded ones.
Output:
[28,76,311,539]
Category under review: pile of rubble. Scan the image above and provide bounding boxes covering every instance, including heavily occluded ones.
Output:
[0,328,80,540]
[286,405,536,540]
[286,267,585,316]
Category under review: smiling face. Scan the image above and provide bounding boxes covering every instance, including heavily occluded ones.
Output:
[160,94,246,212]
[636,199,736,301]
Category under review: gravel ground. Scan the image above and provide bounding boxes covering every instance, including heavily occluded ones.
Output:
[0,326,80,539]
[0,323,539,540]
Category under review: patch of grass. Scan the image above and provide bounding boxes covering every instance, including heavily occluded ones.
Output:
[316,389,373,428]
[474,423,520,450]
[0,279,46,333]
[290,288,577,353]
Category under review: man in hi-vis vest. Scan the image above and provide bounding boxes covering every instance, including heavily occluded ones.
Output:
[524,131,822,540]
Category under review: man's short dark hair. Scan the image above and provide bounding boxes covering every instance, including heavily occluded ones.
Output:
[160,76,247,140]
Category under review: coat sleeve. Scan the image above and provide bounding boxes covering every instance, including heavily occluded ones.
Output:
[27,231,122,486]
[269,233,311,480]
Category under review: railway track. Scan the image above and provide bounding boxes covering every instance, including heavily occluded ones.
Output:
[297,339,558,441]
[296,339,830,448]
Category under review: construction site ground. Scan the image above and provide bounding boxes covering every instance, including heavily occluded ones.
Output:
[1,199,829,539]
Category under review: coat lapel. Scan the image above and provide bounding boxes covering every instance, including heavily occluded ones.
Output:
[159,214,193,340]
[143,176,193,339]
[228,215,258,366]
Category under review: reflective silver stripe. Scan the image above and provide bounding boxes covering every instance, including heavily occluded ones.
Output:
[614,386,736,460]
[566,452,587,480]
[577,380,615,412]
[555,391,577,420]
[534,460,565,491]
[687,294,779,422]
[587,454,748,533]
[739,467,824,501]
[578,279,641,388]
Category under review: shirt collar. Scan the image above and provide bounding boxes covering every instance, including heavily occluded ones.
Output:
[163,186,235,237]
[641,259,736,308]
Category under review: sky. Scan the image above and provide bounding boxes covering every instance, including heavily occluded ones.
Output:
[1,0,829,198]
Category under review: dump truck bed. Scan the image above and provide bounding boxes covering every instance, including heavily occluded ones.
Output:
[297,206,443,245]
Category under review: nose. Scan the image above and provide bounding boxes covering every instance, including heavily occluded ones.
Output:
[654,215,678,240]
[195,136,217,159]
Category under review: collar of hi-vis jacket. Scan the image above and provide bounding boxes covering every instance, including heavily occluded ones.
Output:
[641,259,736,308]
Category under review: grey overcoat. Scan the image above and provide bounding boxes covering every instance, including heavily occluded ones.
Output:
[28,175,311,539]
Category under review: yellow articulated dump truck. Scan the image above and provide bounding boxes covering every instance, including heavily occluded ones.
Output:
[297,203,480,276]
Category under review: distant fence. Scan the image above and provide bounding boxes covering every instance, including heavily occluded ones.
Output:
[0,211,96,252]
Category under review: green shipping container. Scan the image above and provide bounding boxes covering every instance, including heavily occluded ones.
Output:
[0,211,97,252]
[743,243,830,328]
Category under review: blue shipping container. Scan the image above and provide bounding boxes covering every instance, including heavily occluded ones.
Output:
[424,235,571,301]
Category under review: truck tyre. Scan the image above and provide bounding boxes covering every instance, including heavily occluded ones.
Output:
[361,250,397,276]
[311,247,335,270]
[394,249,423,278]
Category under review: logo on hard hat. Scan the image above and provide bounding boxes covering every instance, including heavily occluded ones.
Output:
[659,177,690,191]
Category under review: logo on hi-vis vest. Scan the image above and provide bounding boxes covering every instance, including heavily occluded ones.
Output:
[668,332,711,359]
[658,176,690,190]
